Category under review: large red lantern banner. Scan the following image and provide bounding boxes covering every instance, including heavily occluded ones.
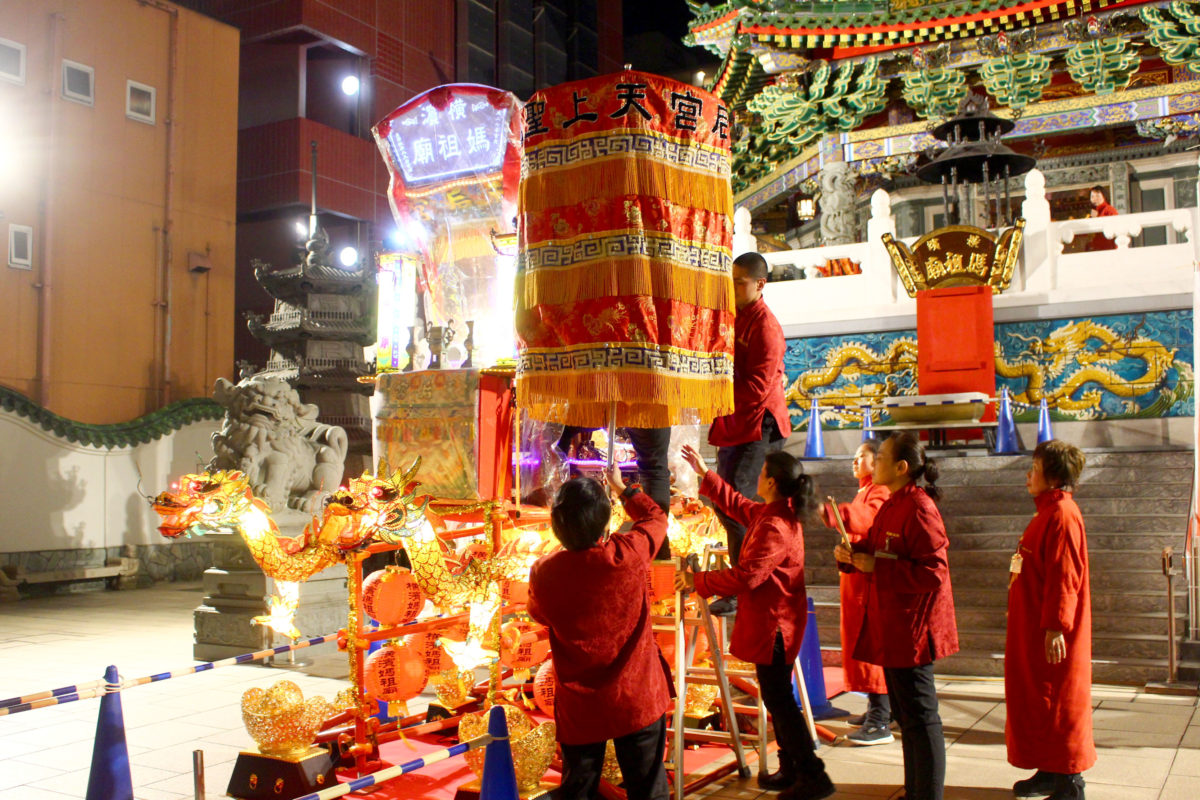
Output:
[516,70,735,428]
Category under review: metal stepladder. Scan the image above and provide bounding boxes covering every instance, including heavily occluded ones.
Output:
[652,551,822,799]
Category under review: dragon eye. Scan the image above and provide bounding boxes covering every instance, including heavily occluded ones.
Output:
[371,486,386,498]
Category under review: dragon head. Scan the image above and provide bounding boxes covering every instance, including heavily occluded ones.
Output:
[316,458,429,551]
[153,470,253,538]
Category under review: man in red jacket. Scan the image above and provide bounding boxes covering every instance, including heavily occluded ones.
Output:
[707,251,793,615]
[528,468,671,800]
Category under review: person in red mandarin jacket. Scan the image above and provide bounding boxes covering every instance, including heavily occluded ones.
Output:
[527,467,671,800]
[835,432,958,800]
[819,439,892,745]
[1086,185,1118,251]
[1005,440,1095,800]
[706,250,793,616]
[676,444,835,800]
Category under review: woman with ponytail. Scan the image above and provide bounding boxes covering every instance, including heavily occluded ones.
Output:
[834,432,958,800]
[677,444,834,800]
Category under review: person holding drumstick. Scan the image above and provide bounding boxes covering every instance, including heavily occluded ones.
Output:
[820,439,892,745]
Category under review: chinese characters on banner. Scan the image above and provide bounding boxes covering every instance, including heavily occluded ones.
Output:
[515,70,736,429]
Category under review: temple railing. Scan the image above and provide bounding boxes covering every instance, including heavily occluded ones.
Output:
[756,168,1200,333]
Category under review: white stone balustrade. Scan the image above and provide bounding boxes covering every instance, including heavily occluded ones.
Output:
[756,168,1200,336]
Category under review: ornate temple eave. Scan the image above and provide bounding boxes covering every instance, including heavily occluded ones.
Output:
[734,76,1200,211]
[253,263,373,302]
[247,316,376,348]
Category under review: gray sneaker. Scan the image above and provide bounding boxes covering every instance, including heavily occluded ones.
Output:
[846,723,894,746]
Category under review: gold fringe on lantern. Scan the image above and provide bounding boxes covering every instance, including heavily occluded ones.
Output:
[517,256,732,311]
[517,370,733,428]
[519,158,733,217]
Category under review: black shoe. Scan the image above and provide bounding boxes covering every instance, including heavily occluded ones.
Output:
[1047,774,1085,800]
[1013,771,1059,799]
[844,712,867,726]
[758,768,797,791]
[779,772,835,800]
[846,723,895,745]
[708,596,737,616]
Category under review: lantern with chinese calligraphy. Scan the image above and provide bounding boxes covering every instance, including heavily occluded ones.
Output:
[516,70,736,428]
[408,631,453,675]
[364,642,427,717]
[532,659,556,716]
[362,566,425,626]
[499,619,550,671]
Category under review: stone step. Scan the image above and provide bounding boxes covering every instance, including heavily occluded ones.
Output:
[936,496,1192,515]
[933,532,1183,552]
[955,629,1180,662]
[945,513,1187,534]
[931,650,1175,685]
[944,548,1184,572]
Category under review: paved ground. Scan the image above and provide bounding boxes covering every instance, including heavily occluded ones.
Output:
[1,583,1198,799]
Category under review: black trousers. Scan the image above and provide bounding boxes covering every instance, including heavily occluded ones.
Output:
[715,415,783,565]
[557,426,672,558]
[556,715,669,800]
[884,663,945,800]
[756,633,825,778]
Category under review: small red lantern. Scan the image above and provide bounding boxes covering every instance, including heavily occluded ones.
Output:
[532,659,556,716]
[362,567,425,626]
[364,642,427,715]
[499,619,550,670]
[408,631,453,674]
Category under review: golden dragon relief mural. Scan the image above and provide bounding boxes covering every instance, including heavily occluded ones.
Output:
[783,316,1193,425]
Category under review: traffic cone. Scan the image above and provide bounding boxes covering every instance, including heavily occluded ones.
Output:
[479,705,519,800]
[995,387,1018,454]
[860,406,874,442]
[1037,398,1054,444]
[795,597,846,720]
[86,666,133,800]
[804,399,825,459]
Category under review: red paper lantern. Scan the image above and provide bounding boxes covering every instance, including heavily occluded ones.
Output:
[408,631,453,674]
[364,642,427,703]
[499,619,550,670]
[532,659,556,716]
[362,567,425,626]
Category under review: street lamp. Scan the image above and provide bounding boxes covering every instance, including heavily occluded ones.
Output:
[341,75,360,96]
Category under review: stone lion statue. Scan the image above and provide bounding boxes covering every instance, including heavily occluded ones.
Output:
[209,376,348,513]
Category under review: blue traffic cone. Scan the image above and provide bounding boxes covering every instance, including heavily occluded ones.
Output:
[995,387,1018,454]
[86,666,133,800]
[795,597,846,720]
[804,399,825,459]
[1037,398,1054,444]
[479,705,519,800]
[861,406,874,442]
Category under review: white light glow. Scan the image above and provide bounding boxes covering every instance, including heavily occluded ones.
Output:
[695,71,706,86]
[295,220,309,237]
[339,246,359,267]
[341,75,360,96]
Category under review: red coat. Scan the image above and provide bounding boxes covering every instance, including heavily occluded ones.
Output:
[822,477,889,693]
[850,482,959,668]
[1005,489,1096,774]
[707,296,792,447]
[527,491,671,745]
[693,470,807,665]
[1088,201,1118,251]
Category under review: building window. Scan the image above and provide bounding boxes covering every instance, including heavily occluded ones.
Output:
[61,59,94,106]
[126,80,156,124]
[0,38,25,85]
[8,225,33,270]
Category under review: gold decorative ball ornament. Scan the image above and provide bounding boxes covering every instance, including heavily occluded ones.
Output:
[241,680,335,759]
[459,703,557,795]
[430,668,476,709]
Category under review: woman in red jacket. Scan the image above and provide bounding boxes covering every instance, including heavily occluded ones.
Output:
[677,444,834,800]
[1005,440,1094,800]
[835,432,958,800]
[820,440,892,745]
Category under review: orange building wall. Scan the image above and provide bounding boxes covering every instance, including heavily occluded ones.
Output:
[0,0,238,424]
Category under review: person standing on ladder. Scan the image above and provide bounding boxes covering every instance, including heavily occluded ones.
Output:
[676,445,835,800]
[706,251,792,616]
[820,439,894,745]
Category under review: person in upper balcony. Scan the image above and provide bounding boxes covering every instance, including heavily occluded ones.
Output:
[706,251,792,616]
[1086,186,1118,251]
[834,432,959,800]
[820,439,892,745]
[1005,440,1094,800]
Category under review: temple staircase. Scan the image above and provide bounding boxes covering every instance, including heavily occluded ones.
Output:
[799,449,1193,685]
